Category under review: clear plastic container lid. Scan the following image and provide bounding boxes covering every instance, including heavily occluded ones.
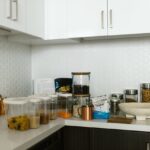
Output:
[4,97,29,105]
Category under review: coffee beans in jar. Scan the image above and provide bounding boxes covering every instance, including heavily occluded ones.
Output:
[141,83,150,102]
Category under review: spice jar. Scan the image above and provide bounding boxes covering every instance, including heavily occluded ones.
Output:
[124,89,138,102]
[3,97,30,131]
[72,72,90,97]
[29,98,41,129]
[58,93,73,118]
[141,83,150,102]
[40,97,50,124]
[49,94,58,120]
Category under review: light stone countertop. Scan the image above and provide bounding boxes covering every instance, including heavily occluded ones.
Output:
[1,117,150,150]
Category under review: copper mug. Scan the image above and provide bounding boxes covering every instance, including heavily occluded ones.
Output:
[78,105,93,120]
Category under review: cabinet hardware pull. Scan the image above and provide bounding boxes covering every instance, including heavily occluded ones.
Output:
[147,143,150,150]
[6,0,12,19]
[109,9,113,28]
[101,10,104,29]
[11,0,18,21]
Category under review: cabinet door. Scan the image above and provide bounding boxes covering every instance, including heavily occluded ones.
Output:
[45,0,67,40]
[67,0,107,38]
[2,0,26,32]
[63,126,90,150]
[108,0,150,35]
[91,128,147,150]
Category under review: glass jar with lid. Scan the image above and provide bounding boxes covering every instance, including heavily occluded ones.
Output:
[58,93,73,118]
[72,72,90,96]
[49,94,58,120]
[141,83,150,102]
[3,97,30,131]
[124,89,138,102]
[29,98,41,129]
[40,97,50,124]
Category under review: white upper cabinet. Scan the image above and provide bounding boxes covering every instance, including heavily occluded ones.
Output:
[0,0,26,32]
[108,0,150,35]
[26,0,67,40]
[67,0,107,38]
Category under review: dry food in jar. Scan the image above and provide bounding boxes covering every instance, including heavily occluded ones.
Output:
[8,115,30,131]
[142,89,150,102]
[29,115,40,129]
[49,112,57,120]
[40,113,49,124]
[58,111,72,118]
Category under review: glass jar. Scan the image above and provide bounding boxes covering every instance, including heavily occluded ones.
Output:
[58,93,73,118]
[141,83,150,102]
[72,72,90,96]
[40,97,50,124]
[110,97,120,115]
[29,98,41,129]
[110,93,124,103]
[3,97,30,131]
[49,94,58,120]
[124,89,138,102]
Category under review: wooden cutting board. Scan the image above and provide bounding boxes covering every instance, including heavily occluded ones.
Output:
[107,116,133,124]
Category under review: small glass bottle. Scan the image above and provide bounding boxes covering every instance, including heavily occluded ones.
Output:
[72,72,90,96]
[29,98,41,129]
[141,83,150,102]
[49,94,58,120]
[58,93,73,119]
[124,89,138,102]
[3,97,30,131]
[40,97,50,124]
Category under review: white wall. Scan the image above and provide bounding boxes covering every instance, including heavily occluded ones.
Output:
[32,37,150,97]
[0,36,31,97]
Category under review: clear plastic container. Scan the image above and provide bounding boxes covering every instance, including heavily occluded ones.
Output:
[72,72,90,96]
[141,83,150,102]
[49,94,58,120]
[40,97,50,124]
[3,97,30,131]
[29,98,41,129]
[58,93,73,118]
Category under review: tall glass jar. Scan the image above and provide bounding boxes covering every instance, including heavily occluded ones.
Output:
[29,98,41,129]
[58,93,73,119]
[49,94,58,120]
[72,72,90,97]
[3,97,30,131]
[40,97,50,124]
[141,83,150,102]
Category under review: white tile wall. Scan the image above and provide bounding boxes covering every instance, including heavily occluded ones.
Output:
[0,36,31,97]
[31,37,150,97]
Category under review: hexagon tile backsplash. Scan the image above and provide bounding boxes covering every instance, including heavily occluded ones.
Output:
[0,37,31,97]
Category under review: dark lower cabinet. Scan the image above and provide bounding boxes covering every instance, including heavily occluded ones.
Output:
[90,128,148,150]
[28,129,63,150]
[63,126,90,150]
[28,126,150,150]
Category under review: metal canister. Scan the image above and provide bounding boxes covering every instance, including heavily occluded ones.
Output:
[110,97,120,115]
[81,105,93,120]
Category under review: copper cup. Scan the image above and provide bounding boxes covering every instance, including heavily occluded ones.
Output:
[80,105,93,120]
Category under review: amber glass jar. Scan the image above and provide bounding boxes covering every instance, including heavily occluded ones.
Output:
[141,83,150,102]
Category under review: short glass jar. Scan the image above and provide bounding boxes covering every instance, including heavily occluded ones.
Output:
[3,97,30,131]
[72,72,90,96]
[58,93,73,119]
[29,98,41,129]
[141,83,150,102]
[124,89,138,102]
